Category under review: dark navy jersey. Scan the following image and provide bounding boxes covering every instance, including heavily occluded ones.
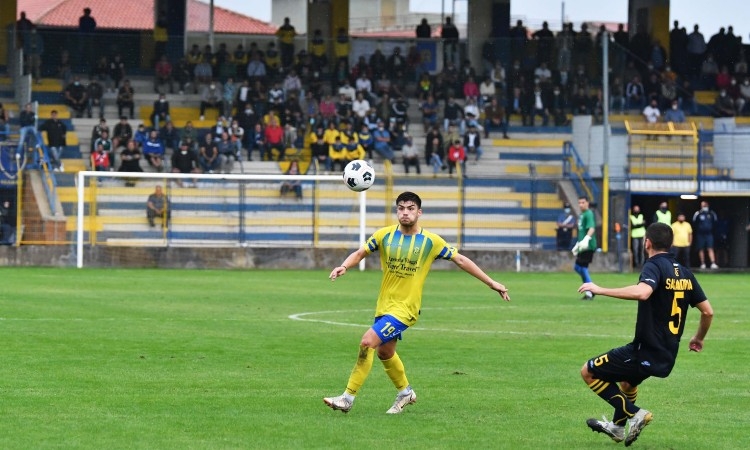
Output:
[634,252,707,377]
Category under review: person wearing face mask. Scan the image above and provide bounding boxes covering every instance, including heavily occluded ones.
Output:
[64,76,88,118]
[556,203,576,251]
[714,88,736,117]
[116,79,135,119]
[739,78,750,115]
[670,213,692,267]
[692,200,719,269]
[629,205,646,267]
[172,141,201,186]
[199,80,222,122]
[663,99,685,124]
[151,94,171,130]
[653,201,672,225]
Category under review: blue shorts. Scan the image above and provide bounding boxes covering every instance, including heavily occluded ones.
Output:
[372,315,409,343]
[695,233,714,250]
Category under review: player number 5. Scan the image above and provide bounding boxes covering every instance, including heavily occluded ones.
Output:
[669,291,684,335]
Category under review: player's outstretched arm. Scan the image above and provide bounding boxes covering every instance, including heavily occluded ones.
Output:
[329,247,368,281]
[689,300,714,352]
[578,282,653,301]
[451,253,510,301]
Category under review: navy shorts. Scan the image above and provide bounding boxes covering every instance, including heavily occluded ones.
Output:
[372,315,409,343]
[695,233,714,250]
[586,343,650,387]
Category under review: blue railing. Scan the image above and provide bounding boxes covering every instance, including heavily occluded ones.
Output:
[562,141,600,205]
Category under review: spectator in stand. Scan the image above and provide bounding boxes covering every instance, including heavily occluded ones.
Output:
[424,125,443,165]
[478,76,496,108]
[86,77,104,119]
[463,97,480,129]
[342,122,364,163]
[416,18,431,39]
[38,110,67,171]
[643,98,661,140]
[329,135,347,172]
[463,124,483,163]
[319,94,337,127]
[118,139,143,185]
[146,185,169,228]
[150,93,171,130]
[549,86,569,126]
[160,121,180,153]
[420,94,439,133]
[133,124,149,150]
[447,139,466,178]
[172,141,201,185]
[401,133,420,175]
[143,129,165,171]
[508,86,529,126]
[700,54,719,90]
[276,18,297,70]
[91,142,110,174]
[199,132,220,173]
[194,59,213,94]
[267,81,285,115]
[740,78,750,115]
[692,200,719,269]
[309,124,330,172]
[222,76,238,118]
[335,93,353,126]
[727,77,746,115]
[441,16,459,66]
[17,102,36,154]
[357,124,374,160]
[462,76,479,103]
[93,129,114,170]
[351,92,370,128]
[246,52,267,83]
[679,79,697,116]
[107,53,125,92]
[529,86,550,127]
[280,160,303,200]
[309,29,327,73]
[443,96,463,133]
[625,75,645,111]
[264,117,284,161]
[372,120,395,162]
[116,79,135,119]
[23,26,44,84]
[112,116,133,151]
[64,76,88,118]
[199,81,222,121]
[714,89,736,117]
[154,55,174,94]
[664,99,686,123]
[282,70,302,100]
[428,136,446,177]
[333,27,350,74]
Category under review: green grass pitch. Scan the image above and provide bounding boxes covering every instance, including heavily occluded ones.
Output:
[0,267,747,449]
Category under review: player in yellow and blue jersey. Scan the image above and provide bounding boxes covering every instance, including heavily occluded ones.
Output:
[323,191,511,415]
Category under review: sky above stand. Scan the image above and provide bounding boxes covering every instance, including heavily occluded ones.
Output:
[210,0,750,40]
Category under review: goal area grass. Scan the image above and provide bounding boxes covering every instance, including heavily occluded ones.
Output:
[0,267,747,449]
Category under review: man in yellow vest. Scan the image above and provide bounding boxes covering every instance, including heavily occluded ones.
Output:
[653,201,671,225]
[629,204,646,267]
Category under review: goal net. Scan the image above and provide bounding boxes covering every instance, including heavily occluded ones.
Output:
[74,171,374,268]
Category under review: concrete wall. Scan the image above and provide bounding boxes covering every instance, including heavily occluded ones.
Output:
[0,246,630,272]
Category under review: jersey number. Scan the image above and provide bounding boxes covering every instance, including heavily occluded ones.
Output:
[669,292,684,335]
[380,322,396,337]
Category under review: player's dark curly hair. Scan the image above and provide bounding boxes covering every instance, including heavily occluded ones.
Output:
[646,222,673,251]
[396,191,421,208]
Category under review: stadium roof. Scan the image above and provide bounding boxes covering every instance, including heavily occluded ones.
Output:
[17,0,277,34]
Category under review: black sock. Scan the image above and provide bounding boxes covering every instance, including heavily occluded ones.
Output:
[588,379,639,425]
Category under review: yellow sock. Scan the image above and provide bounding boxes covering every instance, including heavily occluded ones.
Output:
[381,352,409,391]
[345,345,374,396]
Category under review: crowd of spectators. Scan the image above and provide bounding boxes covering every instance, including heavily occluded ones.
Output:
[22,14,750,180]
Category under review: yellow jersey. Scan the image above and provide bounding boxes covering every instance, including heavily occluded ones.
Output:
[365,225,457,326]
[671,221,693,247]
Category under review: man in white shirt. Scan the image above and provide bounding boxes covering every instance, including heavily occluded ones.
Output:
[338,80,356,102]
[351,92,371,126]
[642,98,661,123]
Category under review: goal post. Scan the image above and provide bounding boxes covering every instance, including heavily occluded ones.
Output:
[75,171,371,269]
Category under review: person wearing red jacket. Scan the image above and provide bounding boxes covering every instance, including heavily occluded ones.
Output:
[264,118,285,161]
[447,139,466,178]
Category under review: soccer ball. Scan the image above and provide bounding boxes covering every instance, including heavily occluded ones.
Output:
[343,159,375,192]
